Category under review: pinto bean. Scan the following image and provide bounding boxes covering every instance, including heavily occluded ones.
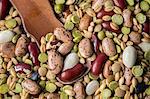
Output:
[22,79,40,95]
[79,14,92,31]
[124,68,133,86]
[123,9,132,27]
[15,36,29,57]
[79,38,93,58]
[58,41,74,55]
[91,53,107,76]
[102,37,117,56]
[59,64,87,82]
[0,42,15,58]
[54,27,72,42]
[129,31,141,44]
[74,82,85,99]
[48,49,63,74]
[103,60,112,78]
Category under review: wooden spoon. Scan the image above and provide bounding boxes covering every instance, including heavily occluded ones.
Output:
[10,0,63,43]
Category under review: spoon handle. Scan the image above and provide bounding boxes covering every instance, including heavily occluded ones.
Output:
[10,0,62,42]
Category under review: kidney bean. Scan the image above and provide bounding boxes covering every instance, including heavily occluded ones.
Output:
[91,34,100,53]
[97,9,114,19]
[0,0,9,19]
[14,63,31,73]
[91,53,107,76]
[102,22,120,33]
[28,42,40,66]
[143,20,150,33]
[59,64,87,82]
[103,60,112,78]
[113,0,126,10]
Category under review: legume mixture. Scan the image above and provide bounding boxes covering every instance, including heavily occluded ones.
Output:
[0,0,150,99]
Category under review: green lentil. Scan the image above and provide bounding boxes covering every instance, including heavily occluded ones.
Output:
[140,1,149,12]
[71,15,80,24]
[60,92,69,99]
[38,53,48,63]
[109,81,119,90]
[101,88,112,98]
[39,80,46,88]
[132,66,143,77]
[24,59,33,65]
[121,27,130,35]
[0,84,9,94]
[88,72,98,80]
[145,86,150,95]
[136,13,146,24]
[15,83,22,93]
[144,0,150,5]
[126,0,134,6]
[97,31,105,40]
[55,0,65,4]
[62,85,73,91]
[64,21,74,30]
[73,44,78,52]
[46,82,57,93]
[54,4,64,14]
[144,50,150,61]
[111,14,123,25]
[72,30,82,38]
[73,36,82,43]
[12,34,20,43]
[5,19,17,29]
[45,33,53,41]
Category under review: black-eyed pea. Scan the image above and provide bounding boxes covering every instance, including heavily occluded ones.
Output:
[38,67,47,77]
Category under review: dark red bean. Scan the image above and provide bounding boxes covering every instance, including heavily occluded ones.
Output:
[113,0,126,10]
[59,64,87,82]
[28,42,40,66]
[91,53,107,76]
[0,0,9,19]
[14,63,31,73]
[102,22,120,33]
[143,20,150,33]
[97,9,114,19]
[91,34,100,53]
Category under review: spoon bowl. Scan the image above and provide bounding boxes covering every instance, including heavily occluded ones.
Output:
[10,0,63,43]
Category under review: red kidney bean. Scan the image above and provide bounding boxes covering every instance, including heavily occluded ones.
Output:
[91,34,100,53]
[14,63,31,73]
[113,0,126,10]
[0,0,9,19]
[102,22,120,33]
[143,20,150,33]
[59,64,87,82]
[91,53,107,76]
[28,42,40,66]
[97,9,115,19]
